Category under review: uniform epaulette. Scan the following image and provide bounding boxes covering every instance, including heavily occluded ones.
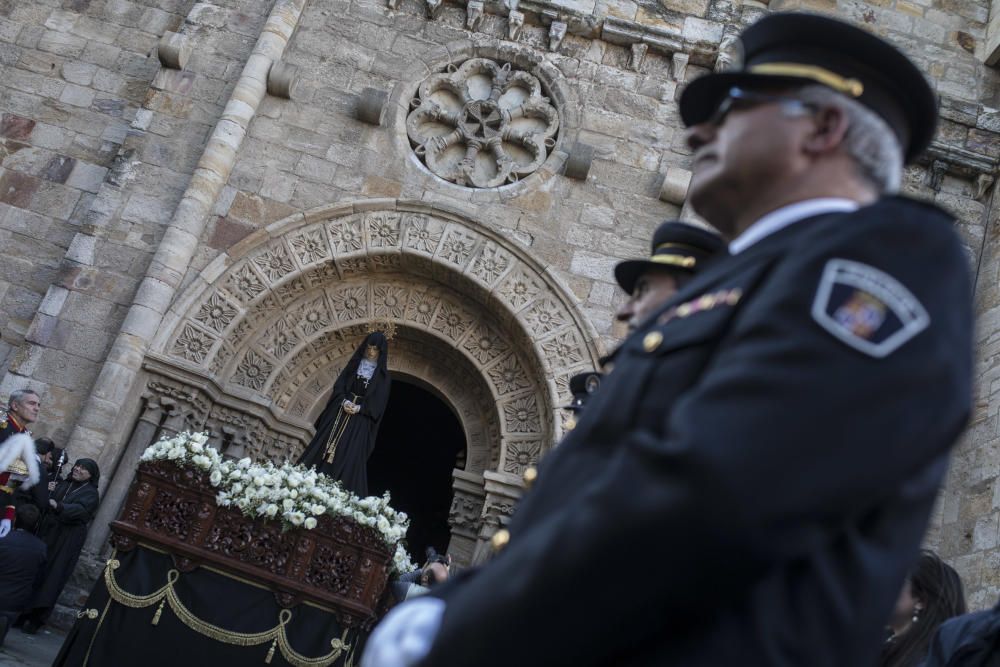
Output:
[7,458,28,476]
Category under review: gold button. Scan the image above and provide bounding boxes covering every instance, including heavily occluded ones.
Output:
[523,466,538,488]
[491,529,510,552]
[564,416,576,431]
[643,331,663,352]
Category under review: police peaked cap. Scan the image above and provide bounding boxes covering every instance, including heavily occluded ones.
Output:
[614,221,725,295]
[679,12,937,163]
[564,372,603,411]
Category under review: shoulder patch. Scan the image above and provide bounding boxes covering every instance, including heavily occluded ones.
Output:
[811,259,930,358]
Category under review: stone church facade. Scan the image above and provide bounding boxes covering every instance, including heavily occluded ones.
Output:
[2,0,1000,616]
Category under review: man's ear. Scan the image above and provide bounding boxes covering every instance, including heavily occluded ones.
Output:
[802,105,849,156]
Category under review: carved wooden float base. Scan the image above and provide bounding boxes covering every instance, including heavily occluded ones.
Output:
[110,461,394,629]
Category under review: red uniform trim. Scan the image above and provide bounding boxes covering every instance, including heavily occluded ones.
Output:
[7,414,24,433]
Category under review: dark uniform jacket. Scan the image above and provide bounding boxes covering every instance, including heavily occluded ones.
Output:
[0,529,46,612]
[920,600,1000,667]
[418,197,973,667]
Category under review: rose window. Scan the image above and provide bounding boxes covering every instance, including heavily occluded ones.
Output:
[406,58,560,188]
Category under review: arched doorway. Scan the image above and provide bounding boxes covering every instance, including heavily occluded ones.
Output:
[367,377,467,562]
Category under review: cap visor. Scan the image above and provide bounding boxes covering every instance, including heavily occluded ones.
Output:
[614,260,652,294]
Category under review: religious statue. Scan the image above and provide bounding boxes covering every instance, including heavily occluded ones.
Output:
[297,331,391,497]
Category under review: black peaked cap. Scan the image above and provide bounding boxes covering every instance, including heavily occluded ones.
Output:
[614,221,725,295]
[564,372,603,412]
[679,12,937,163]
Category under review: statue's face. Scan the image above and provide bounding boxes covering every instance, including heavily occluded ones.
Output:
[364,344,380,361]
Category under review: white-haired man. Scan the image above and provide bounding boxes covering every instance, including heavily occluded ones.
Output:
[0,390,42,538]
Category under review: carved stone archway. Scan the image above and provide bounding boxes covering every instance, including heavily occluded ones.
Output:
[137,199,601,562]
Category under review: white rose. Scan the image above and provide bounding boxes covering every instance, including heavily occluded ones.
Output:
[282,498,295,511]
[209,470,222,486]
[288,512,305,526]
[192,433,209,445]
[304,517,317,530]
[311,504,326,515]
[190,442,204,453]
[231,483,243,494]
[265,504,278,517]
[238,458,251,469]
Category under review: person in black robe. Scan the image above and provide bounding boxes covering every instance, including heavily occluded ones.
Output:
[18,458,100,634]
[297,332,391,497]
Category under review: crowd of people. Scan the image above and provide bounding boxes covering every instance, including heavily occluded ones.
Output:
[0,388,100,645]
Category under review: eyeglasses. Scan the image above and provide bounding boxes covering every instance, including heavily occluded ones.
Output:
[705,87,818,127]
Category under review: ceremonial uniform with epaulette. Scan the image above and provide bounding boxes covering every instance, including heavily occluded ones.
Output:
[364,14,974,667]
[0,411,32,524]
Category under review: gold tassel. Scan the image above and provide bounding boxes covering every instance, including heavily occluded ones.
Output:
[152,599,165,626]
[265,638,277,664]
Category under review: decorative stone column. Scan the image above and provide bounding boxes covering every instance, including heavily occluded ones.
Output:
[84,393,169,554]
[447,469,487,566]
[470,470,524,565]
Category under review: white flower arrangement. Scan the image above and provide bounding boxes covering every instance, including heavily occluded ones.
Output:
[140,431,416,573]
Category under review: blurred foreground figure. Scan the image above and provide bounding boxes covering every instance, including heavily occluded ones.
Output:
[364,12,974,667]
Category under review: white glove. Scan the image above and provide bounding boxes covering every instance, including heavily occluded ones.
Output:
[361,597,445,667]
[0,518,11,538]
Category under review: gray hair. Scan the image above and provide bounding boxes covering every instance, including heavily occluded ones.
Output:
[794,85,903,194]
[9,389,38,409]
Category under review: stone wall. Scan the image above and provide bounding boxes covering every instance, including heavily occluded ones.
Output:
[2,0,1000,613]
[0,0,273,444]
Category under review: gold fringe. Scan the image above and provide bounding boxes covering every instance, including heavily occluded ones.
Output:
[102,559,350,667]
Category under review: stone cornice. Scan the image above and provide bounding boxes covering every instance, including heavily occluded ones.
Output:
[387,0,723,61]
[919,140,998,196]
[601,16,717,66]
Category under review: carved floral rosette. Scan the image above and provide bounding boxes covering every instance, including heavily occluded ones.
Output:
[406,58,560,187]
[110,460,394,629]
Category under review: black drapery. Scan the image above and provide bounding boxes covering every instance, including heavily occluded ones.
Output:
[297,332,391,497]
[53,546,362,667]
[24,459,100,623]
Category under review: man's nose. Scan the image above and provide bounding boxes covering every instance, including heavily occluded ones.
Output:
[615,301,634,322]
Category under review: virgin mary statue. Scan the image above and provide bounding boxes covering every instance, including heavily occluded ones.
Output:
[297,331,391,497]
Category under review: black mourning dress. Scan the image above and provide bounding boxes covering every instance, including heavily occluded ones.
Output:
[296,332,391,497]
[21,458,100,628]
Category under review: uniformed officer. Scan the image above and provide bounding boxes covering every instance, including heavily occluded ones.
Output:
[614,221,725,333]
[0,390,42,538]
[521,371,605,492]
[363,13,972,667]
[561,371,602,432]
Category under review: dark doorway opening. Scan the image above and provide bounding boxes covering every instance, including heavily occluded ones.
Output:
[367,377,466,563]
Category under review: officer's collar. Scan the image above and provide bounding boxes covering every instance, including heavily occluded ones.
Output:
[729,198,860,255]
[8,414,24,431]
